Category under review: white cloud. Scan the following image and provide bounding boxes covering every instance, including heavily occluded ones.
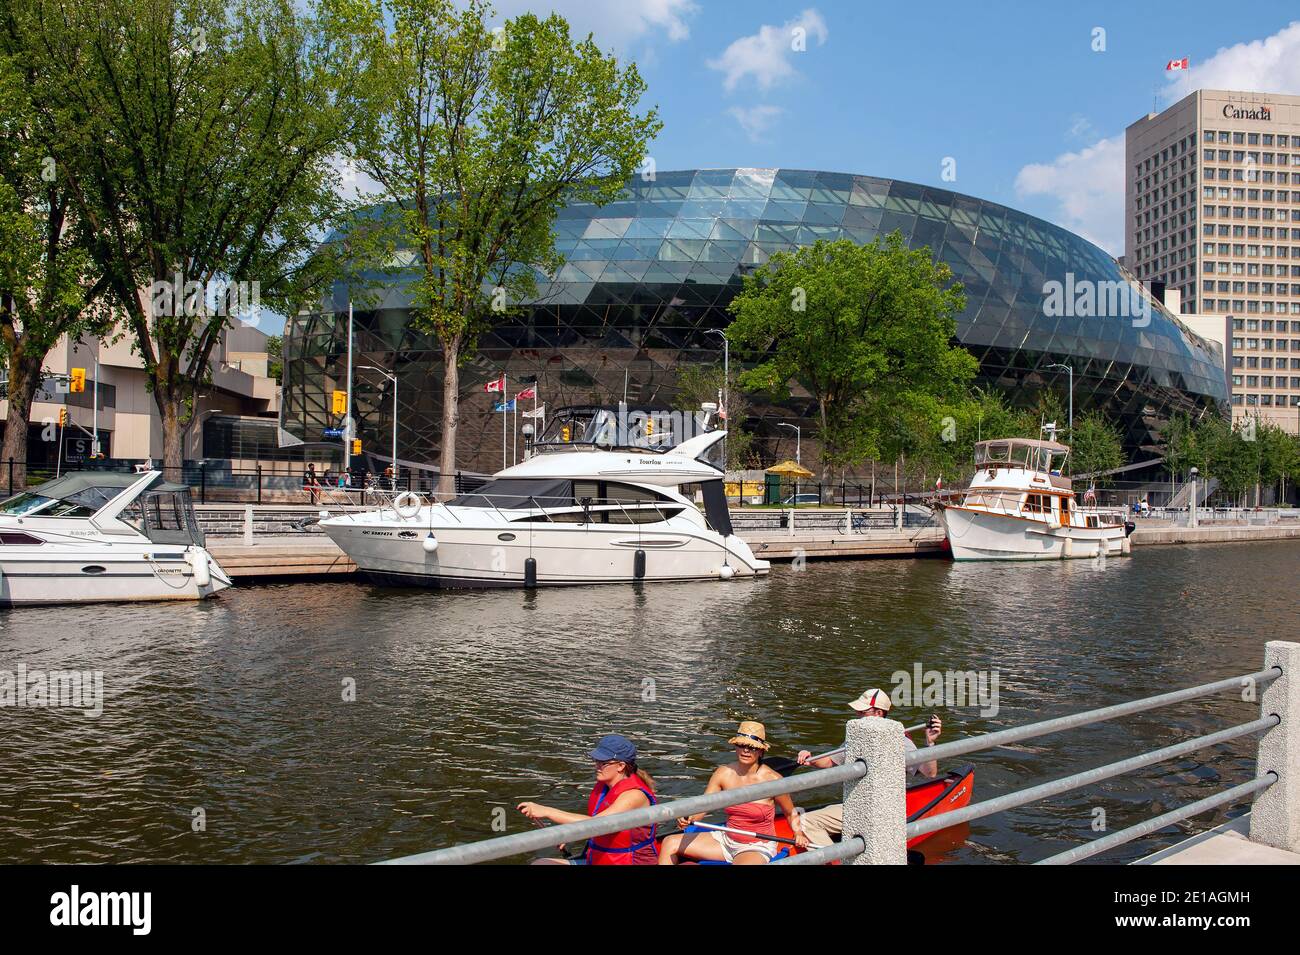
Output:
[1014,135,1125,255]
[1164,21,1300,101]
[707,8,828,93]
[728,105,785,142]
[488,0,698,51]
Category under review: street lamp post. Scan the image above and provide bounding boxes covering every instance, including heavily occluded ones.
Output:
[358,365,398,482]
[778,422,801,465]
[1046,362,1073,435]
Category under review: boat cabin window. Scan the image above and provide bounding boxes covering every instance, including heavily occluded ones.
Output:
[119,489,206,545]
[0,532,43,545]
[451,478,575,509]
[1023,494,1054,515]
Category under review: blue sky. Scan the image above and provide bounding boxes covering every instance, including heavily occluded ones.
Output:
[488,1,1300,256]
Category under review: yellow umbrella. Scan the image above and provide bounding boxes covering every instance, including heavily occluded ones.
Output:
[766,459,813,479]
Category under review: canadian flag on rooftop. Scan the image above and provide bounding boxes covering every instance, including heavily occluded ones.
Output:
[1166,57,1189,72]
[484,374,506,393]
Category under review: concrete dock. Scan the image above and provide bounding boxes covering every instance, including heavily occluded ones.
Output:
[1135,814,1300,865]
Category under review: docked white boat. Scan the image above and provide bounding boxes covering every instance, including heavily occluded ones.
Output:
[321,411,769,588]
[935,437,1132,561]
[0,471,232,607]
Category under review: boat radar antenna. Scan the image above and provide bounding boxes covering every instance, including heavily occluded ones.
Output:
[1041,421,1059,443]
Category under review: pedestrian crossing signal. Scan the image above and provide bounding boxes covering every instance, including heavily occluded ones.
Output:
[70,368,86,393]
[332,390,347,415]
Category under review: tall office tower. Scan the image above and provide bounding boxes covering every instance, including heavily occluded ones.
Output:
[1127,90,1300,428]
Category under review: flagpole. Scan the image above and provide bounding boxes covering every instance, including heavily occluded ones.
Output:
[512,401,517,464]
[502,377,507,471]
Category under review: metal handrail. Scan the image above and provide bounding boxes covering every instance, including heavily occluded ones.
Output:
[1035,774,1277,865]
[906,667,1282,768]
[907,715,1277,839]
[376,760,866,866]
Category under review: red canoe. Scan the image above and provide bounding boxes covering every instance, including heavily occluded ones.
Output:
[661,765,975,863]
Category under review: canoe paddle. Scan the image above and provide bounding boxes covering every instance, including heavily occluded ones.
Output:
[765,722,933,775]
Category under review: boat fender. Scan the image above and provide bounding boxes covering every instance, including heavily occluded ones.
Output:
[394,492,422,519]
[719,564,735,580]
[422,532,438,553]
[633,549,646,580]
[524,556,537,588]
[190,548,212,588]
[1061,537,1073,559]
[1121,536,1131,555]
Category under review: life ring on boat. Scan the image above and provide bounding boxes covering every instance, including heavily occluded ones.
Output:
[393,492,423,519]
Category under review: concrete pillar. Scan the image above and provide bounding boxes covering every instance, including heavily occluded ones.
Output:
[841,716,907,865]
[1251,640,1300,853]
[243,505,254,546]
[787,508,795,537]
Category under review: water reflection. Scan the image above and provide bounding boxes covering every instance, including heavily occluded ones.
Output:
[0,541,1291,864]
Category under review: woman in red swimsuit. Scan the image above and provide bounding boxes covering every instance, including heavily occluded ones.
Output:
[658,721,808,864]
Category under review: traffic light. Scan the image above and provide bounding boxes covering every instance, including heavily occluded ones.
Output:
[70,368,86,393]
[645,415,654,437]
[58,408,68,427]
[351,438,362,455]
[332,390,347,415]
[561,425,571,442]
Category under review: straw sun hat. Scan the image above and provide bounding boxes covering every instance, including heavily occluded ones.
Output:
[728,720,770,751]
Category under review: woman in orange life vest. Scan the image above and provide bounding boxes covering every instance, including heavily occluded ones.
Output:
[517,734,658,865]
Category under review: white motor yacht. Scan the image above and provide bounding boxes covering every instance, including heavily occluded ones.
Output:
[0,471,232,606]
[935,437,1132,561]
[321,408,769,588]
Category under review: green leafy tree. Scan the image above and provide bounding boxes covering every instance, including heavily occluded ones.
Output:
[1068,410,1125,484]
[1255,420,1299,504]
[727,233,977,483]
[348,0,660,493]
[7,0,371,476]
[0,45,112,487]
[1208,420,1260,503]
[265,335,283,384]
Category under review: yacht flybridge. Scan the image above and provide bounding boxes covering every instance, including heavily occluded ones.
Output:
[934,437,1132,561]
[0,471,231,607]
[321,407,769,588]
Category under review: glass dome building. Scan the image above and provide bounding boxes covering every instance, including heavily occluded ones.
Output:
[281,168,1227,474]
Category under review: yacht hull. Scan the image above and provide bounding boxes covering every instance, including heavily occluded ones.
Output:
[0,547,232,607]
[938,506,1127,561]
[321,516,769,589]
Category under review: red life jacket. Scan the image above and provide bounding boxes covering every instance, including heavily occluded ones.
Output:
[584,775,657,865]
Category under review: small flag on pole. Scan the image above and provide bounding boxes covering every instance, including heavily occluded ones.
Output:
[522,404,545,419]
[1083,483,1097,504]
[516,386,536,400]
[1165,57,1189,72]
[484,374,506,393]
[493,399,516,412]
[936,475,943,491]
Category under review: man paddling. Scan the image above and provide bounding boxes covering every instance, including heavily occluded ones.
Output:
[794,689,942,848]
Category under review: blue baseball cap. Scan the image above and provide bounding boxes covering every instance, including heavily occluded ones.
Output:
[589,734,637,763]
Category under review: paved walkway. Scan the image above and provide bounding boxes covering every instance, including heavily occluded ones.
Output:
[1135,814,1300,865]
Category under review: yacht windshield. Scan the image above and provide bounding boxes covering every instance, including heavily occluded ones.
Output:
[536,407,702,451]
[0,485,125,518]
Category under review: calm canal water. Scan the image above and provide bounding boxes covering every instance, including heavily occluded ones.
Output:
[1,541,1295,865]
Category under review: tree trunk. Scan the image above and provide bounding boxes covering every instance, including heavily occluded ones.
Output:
[1,350,43,492]
[157,387,185,482]
[437,335,462,498]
